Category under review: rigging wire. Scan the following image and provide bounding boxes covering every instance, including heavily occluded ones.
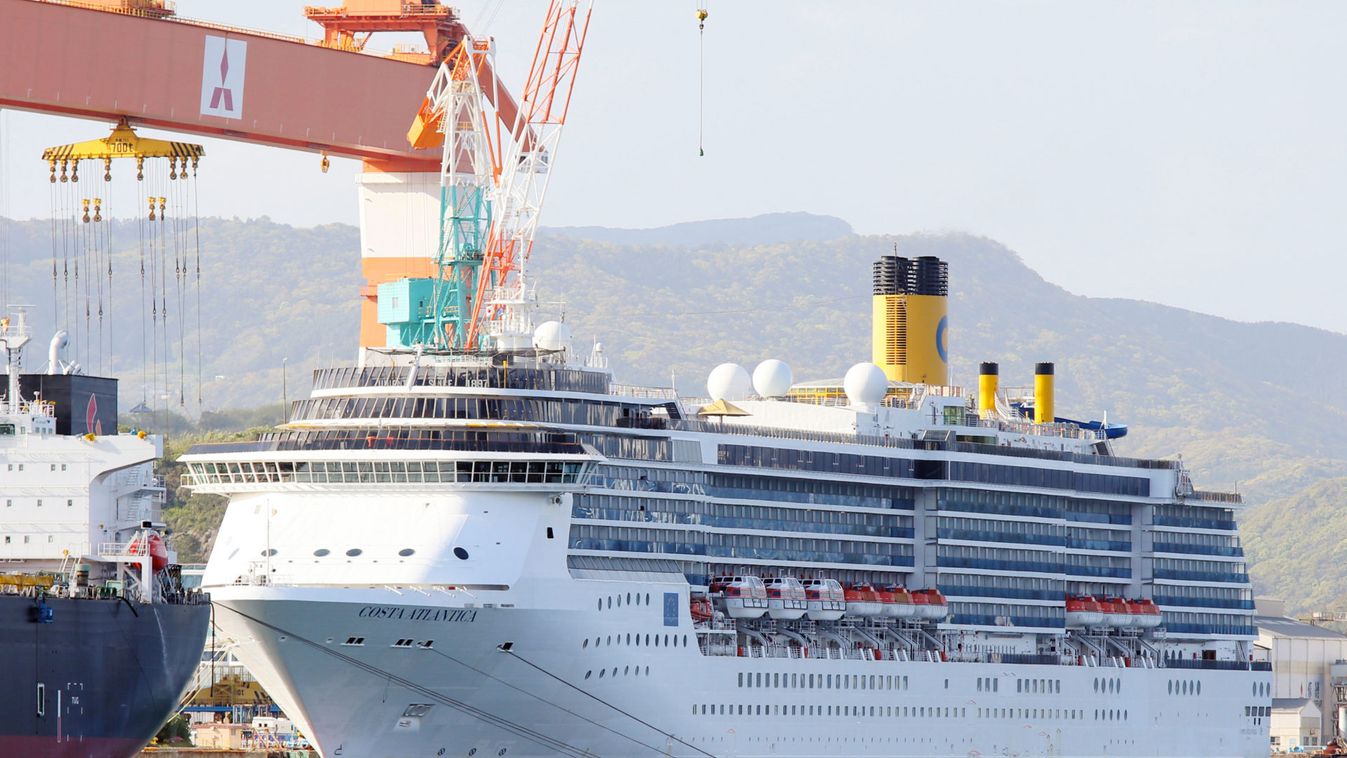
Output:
[192,159,203,410]
[423,645,681,756]
[697,4,708,157]
[501,646,719,758]
[212,603,599,758]
[0,107,7,309]
[138,173,149,406]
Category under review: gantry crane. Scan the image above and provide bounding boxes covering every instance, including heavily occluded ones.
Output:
[0,0,525,348]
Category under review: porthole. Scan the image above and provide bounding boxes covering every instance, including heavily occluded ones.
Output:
[596,599,602,611]
[584,670,591,679]
[453,547,470,560]
[582,639,589,648]
[626,593,632,605]
[1196,681,1201,696]
[261,548,278,557]
[313,548,330,557]
[398,548,415,557]
[346,548,363,557]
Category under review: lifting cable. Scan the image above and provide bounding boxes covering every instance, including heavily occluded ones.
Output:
[697,4,708,157]
[212,603,599,758]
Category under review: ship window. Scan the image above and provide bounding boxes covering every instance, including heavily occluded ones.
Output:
[454,547,470,560]
[66,499,72,507]
[36,683,44,717]
[346,548,363,557]
[261,548,278,557]
[314,549,330,557]
[398,549,415,557]
[546,527,554,540]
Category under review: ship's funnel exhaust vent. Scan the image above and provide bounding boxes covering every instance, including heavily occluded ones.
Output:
[978,362,998,418]
[1035,362,1055,424]
[870,254,948,385]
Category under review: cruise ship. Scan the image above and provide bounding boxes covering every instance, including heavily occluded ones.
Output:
[187,253,1272,757]
[0,309,210,757]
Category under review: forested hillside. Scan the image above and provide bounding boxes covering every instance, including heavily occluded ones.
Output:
[6,213,1346,608]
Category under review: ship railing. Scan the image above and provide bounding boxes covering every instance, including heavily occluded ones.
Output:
[609,384,679,401]
[1187,490,1243,505]
[97,541,147,557]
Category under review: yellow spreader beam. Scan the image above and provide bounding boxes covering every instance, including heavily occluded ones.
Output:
[42,117,204,181]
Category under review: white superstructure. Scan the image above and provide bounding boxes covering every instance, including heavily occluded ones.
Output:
[1,309,172,598]
[189,308,1272,756]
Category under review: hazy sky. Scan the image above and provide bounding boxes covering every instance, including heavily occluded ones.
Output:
[2,1,1345,335]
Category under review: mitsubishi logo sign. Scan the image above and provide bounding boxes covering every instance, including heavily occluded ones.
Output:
[200,35,247,119]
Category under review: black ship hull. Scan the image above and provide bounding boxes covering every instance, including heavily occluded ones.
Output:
[0,593,210,757]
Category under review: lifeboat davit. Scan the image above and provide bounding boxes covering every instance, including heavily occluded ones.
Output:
[844,583,884,618]
[690,595,715,623]
[1066,595,1105,627]
[709,575,768,619]
[1129,599,1162,629]
[1097,597,1132,627]
[127,532,169,572]
[910,589,949,621]
[883,585,917,619]
[764,576,808,620]
[803,578,846,621]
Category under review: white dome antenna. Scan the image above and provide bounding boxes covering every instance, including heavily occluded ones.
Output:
[706,363,752,401]
[843,362,889,410]
[752,359,793,398]
[532,320,572,353]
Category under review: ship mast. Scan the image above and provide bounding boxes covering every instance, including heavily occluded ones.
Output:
[1,307,32,416]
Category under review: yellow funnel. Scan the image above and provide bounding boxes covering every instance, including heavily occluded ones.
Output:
[978,362,998,418]
[870,255,949,385]
[1034,362,1054,424]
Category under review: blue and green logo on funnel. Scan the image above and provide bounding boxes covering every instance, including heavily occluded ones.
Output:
[936,316,949,363]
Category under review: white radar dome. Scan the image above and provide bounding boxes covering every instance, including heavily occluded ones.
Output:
[532,321,572,352]
[707,363,752,401]
[843,362,889,407]
[752,359,794,398]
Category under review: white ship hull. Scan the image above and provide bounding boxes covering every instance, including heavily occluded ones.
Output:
[211,585,1270,758]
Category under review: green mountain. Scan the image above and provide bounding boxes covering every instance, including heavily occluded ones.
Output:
[3,214,1344,609]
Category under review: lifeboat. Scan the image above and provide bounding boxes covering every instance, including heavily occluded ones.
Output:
[708,575,768,619]
[1097,596,1132,627]
[1129,599,1162,629]
[910,589,949,621]
[1065,595,1105,627]
[844,583,884,617]
[764,576,808,620]
[127,532,169,572]
[802,578,846,621]
[883,585,917,619]
[690,594,715,623]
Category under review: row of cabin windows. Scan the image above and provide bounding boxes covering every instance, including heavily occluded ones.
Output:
[4,535,57,544]
[739,672,911,690]
[568,524,914,567]
[187,459,584,486]
[5,499,74,507]
[288,396,649,427]
[572,494,912,539]
[691,703,1115,722]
